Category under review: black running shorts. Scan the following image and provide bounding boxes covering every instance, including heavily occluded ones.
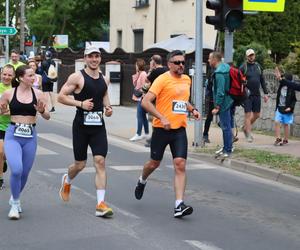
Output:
[0,130,5,140]
[243,95,261,113]
[151,127,187,161]
[72,119,108,161]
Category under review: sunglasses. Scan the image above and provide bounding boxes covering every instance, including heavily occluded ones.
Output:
[170,60,185,65]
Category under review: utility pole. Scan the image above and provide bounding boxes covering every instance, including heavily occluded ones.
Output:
[5,0,9,63]
[20,0,25,53]
[193,0,203,147]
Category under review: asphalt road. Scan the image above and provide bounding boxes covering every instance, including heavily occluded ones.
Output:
[0,118,299,250]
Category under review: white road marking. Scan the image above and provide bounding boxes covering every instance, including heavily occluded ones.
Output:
[38,133,148,154]
[166,164,216,170]
[72,185,140,219]
[108,135,149,153]
[38,133,92,154]
[109,165,145,171]
[36,145,58,155]
[185,240,223,250]
[49,167,95,174]
[35,170,52,177]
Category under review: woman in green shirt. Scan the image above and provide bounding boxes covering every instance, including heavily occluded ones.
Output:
[0,65,15,189]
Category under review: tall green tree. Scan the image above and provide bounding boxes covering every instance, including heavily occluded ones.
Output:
[234,0,300,61]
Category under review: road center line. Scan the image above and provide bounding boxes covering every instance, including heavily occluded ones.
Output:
[185,240,223,250]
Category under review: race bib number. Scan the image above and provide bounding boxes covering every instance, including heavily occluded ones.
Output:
[14,123,34,138]
[83,111,103,126]
[172,100,187,114]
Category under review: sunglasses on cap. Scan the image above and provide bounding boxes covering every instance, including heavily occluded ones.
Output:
[170,60,185,65]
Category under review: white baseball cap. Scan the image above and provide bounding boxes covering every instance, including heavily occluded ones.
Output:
[84,46,101,56]
[246,49,255,57]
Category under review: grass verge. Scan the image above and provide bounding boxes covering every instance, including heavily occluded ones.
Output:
[195,147,300,177]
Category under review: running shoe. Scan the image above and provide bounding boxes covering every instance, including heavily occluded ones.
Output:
[8,200,20,220]
[280,139,288,146]
[3,161,7,173]
[59,174,71,202]
[129,134,144,141]
[134,179,146,200]
[95,201,113,217]
[174,202,193,218]
[9,196,22,213]
[274,138,282,146]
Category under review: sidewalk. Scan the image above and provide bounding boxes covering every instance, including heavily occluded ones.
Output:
[50,104,300,188]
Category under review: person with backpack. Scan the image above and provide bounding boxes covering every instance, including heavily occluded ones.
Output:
[39,51,57,112]
[240,49,269,142]
[209,52,234,160]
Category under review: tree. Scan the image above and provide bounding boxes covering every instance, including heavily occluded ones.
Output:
[234,0,300,62]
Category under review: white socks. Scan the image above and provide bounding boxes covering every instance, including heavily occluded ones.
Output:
[139,176,147,184]
[65,175,72,184]
[175,200,183,208]
[97,189,106,204]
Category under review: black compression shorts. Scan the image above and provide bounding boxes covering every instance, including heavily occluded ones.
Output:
[72,119,108,161]
[150,127,187,161]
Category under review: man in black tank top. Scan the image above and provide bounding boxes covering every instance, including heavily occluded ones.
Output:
[58,46,114,217]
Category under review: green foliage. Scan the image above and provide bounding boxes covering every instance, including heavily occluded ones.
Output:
[0,0,109,50]
[234,0,300,61]
[280,42,300,76]
[233,42,274,68]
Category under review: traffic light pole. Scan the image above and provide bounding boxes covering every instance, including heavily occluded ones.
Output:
[224,30,234,63]
[5,0,9,63]
[193,0,203,147]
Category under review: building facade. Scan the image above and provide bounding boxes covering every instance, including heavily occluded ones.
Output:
[110,0,217,52]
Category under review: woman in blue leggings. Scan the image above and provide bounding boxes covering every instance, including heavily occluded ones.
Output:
[0,65,50,220]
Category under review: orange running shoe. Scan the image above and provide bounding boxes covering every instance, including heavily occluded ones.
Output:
[95,201,113,217]
[59,174,71,202]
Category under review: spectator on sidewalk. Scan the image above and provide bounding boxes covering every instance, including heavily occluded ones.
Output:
[130,58,150,141]
[203,73,214,143]
[39,51,56,112]
[240,49,269,142]
[273,72,297,146]
[209,51,234,159]
[144,55,168,147]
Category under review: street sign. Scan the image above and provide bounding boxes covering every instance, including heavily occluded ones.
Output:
[243,0,285,12]
[0,26,17,36]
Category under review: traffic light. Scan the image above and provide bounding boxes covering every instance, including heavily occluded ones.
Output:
[205,0,224,31]
[223,0,244,32]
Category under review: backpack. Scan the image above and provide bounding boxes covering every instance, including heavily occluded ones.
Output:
[42,60,57,84]
[228,66,249,105]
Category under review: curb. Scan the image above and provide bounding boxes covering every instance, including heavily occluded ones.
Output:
[189,151,300,189]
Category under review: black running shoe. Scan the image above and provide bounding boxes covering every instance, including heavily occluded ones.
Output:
[174,202,193,218]
[135,180,146,200]
[3,161,7,173]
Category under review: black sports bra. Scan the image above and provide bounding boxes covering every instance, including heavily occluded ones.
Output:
[9,87,37,116]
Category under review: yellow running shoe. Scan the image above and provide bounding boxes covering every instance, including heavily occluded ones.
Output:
[59,174,71,202]
[95,201,113,217]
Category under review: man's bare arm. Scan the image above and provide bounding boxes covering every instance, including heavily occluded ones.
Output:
[57,73,82,108]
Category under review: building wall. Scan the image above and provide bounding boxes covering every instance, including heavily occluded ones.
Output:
[110,0,217,52]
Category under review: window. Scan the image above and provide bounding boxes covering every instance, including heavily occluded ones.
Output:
[134,0,149,8]
[117,30,122,48]
[133,29,144,52]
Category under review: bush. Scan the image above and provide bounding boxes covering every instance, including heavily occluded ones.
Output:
[280,42,300,77]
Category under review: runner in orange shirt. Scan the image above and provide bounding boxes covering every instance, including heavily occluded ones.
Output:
[134,50,201,218]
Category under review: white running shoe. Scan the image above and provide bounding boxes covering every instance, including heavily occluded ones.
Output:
[129,134,144,141]
[8,200,20,220]
[143,133,151,140]
[9,196,22,213]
